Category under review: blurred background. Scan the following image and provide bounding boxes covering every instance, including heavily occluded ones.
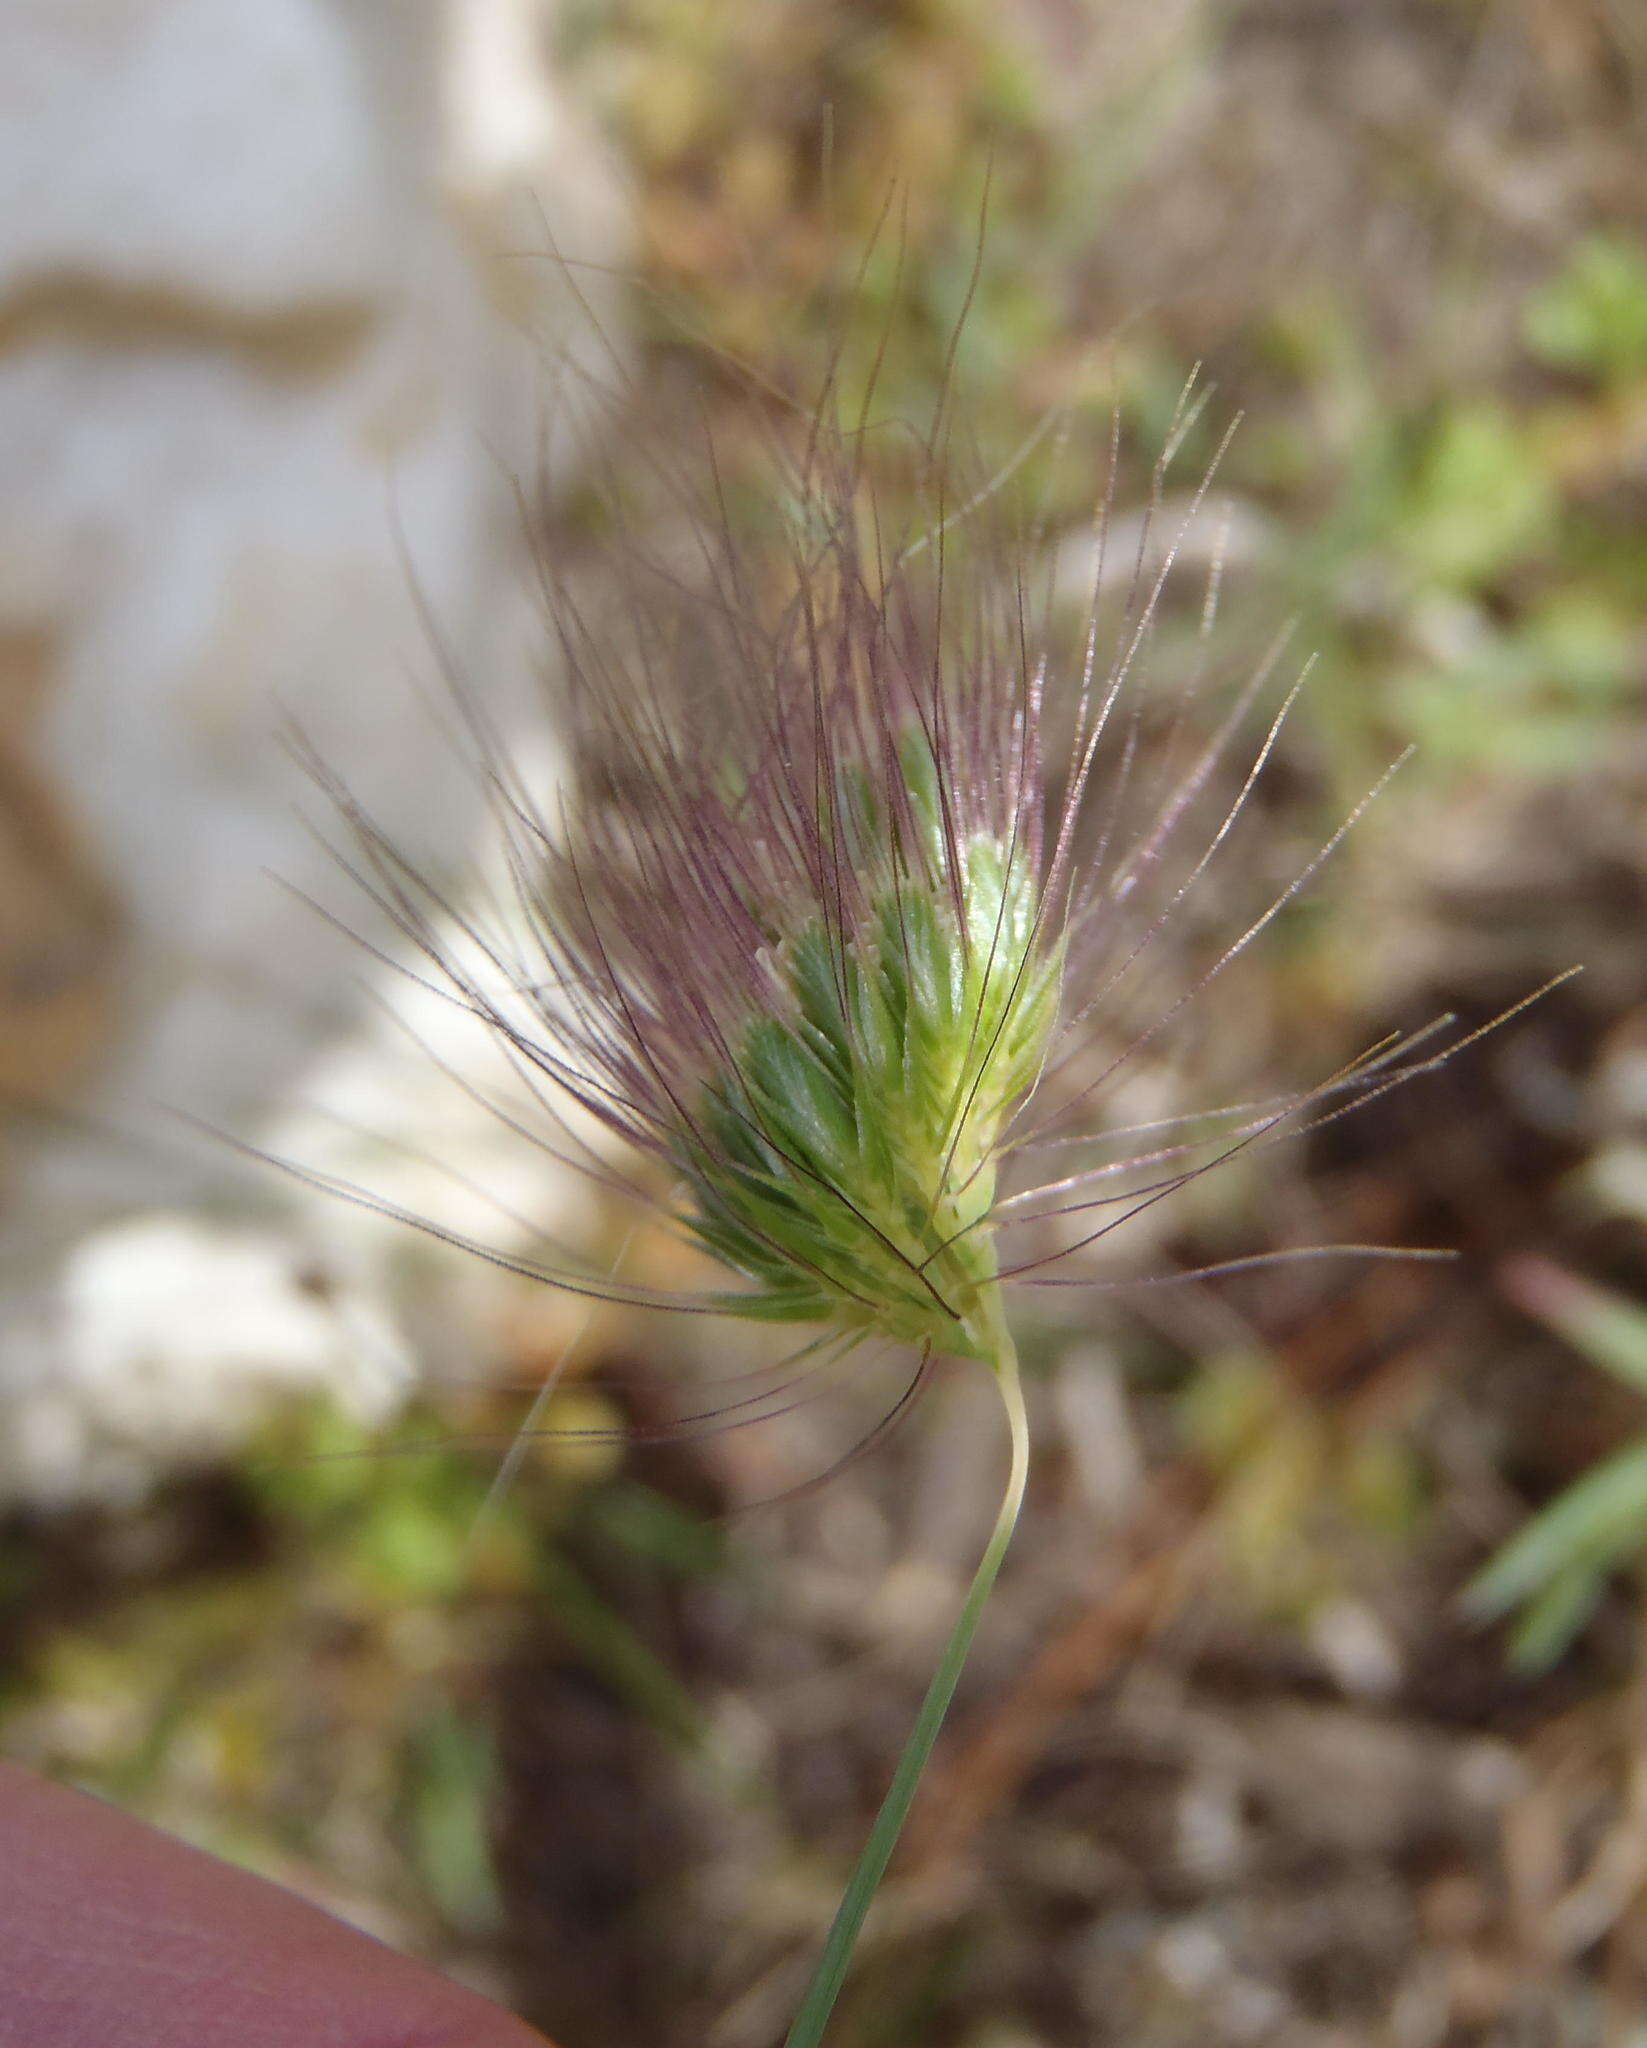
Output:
[3,2,1647,2043]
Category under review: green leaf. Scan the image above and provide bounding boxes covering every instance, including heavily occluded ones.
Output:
[585,1482,726,1578]
[1464,1435,1647,1624]
[407,1708,502,1934]
[1525,233,1647,386]
[1520,1268,1647,1401]
[537,1547,706,1749]
[1505,1558,1609,1674]
[1400,403,1556,591]
[354,1491,475,1603]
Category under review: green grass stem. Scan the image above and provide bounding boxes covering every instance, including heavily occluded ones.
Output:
[784,1311,1029,2048]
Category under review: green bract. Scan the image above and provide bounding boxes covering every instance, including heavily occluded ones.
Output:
[681,793,1063,1358]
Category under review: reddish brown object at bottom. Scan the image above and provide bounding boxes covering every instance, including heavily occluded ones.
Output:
[0,1761,554,2048]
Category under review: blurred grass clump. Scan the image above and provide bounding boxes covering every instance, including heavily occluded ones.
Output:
[1,1380,718,1968]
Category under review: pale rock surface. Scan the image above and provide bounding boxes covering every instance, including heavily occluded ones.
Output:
[0,0,629,1499]
[4,1214,411,1505]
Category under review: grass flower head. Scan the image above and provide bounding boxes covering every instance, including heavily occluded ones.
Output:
[547,472,1066,1372]
[305,362,1544,2047]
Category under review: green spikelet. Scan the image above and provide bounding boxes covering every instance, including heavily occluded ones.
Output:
[675,734,1062,1360]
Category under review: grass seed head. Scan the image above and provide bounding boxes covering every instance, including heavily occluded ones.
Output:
[542,445,1066,1366]
[290,308,1568,2048]
[308,356,1499,1415]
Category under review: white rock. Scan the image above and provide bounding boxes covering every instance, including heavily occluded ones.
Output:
[0,1213,411,1505]
[0,0,395,316]
[0,0,630,1497]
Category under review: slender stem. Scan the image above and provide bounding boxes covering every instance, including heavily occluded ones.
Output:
[783,1309,1030,2048]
